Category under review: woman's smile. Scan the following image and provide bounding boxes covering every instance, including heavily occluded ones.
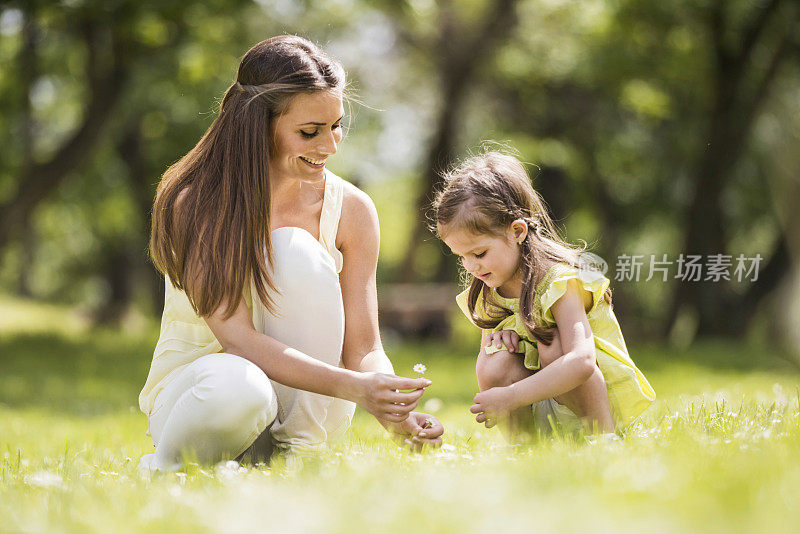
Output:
[299,155,327,168]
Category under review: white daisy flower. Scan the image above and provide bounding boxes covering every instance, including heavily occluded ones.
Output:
[413,363,427,374]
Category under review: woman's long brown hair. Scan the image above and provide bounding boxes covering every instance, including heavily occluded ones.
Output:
[433,151,612,345]
[149,36,345,318]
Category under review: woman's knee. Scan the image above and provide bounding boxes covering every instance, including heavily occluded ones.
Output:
[193,354,278,432]
[476,350,529,390]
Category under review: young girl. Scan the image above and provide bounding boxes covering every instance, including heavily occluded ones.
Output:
[433,151,655,437]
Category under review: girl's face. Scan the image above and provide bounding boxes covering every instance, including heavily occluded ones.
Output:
[441,222,527,297]
[270,90,344,183]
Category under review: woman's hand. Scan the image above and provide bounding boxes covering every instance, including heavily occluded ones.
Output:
[486,330,520,354]
[383,412,444,451]
[352,372,431,424]
[470,386,516,428]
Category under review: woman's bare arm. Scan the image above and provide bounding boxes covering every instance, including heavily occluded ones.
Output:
[337,185,393,374]
[205,298,357,399]
[336,184,444,443]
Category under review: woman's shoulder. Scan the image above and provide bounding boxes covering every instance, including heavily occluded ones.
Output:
[332,173,379,251]
[333,172,374,211]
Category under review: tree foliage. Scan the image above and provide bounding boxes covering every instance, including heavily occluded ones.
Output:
[0,0,798,345]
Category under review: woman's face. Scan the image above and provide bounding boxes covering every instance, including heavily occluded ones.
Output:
[270,90,344,183]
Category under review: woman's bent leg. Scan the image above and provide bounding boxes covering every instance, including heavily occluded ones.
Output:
[261,228,355,451]
[144,353,278,470]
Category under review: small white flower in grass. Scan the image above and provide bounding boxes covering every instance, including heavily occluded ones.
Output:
[215,460,247,481]
[413,363,427,375]
[25,471,64,489]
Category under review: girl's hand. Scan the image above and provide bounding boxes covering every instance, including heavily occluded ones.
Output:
[384,412,444,451]
[485,330,520,354]
[470,387,516,428]
[353,372,431,424]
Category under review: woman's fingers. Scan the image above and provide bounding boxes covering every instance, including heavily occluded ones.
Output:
[416,436,443,448]
[385,388,425,404]
[408,434,443,451]
[469,403,483,414]
[475,413,487,423]
[403,435,441,453]
[382,398,422,419]
[380,412,408,423]
[387,398,420,415]
[417,419,444,439]
[370,399,418,420]
[387,376,432,391]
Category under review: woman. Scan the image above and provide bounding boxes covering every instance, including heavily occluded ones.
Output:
[138,35,443,471]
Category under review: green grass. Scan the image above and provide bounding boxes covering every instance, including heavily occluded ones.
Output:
[2,295,800,533]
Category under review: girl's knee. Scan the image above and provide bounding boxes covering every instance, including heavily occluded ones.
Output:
[537,328,563,368]
[537,341,562,368]
[476,350,528,390]
[585,363,607,387]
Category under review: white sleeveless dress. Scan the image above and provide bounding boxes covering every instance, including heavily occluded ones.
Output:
[139,170,354,461]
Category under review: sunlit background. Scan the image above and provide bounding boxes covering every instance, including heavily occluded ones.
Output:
[1,2,800,531]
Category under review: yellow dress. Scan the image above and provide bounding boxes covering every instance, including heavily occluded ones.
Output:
[456,263,655,430]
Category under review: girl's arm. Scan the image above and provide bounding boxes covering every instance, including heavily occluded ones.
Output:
[471,279,596,417]
[336,185,444,444]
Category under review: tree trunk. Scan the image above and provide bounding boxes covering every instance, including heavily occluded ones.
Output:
[0,15,130,252]
[14,7,38,298]
[118,119,164,316]
[664,0,796,337]
[400,0,520,282]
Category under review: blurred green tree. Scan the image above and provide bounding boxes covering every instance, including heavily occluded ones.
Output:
[393,0,799,341]
[1,0,798,346]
